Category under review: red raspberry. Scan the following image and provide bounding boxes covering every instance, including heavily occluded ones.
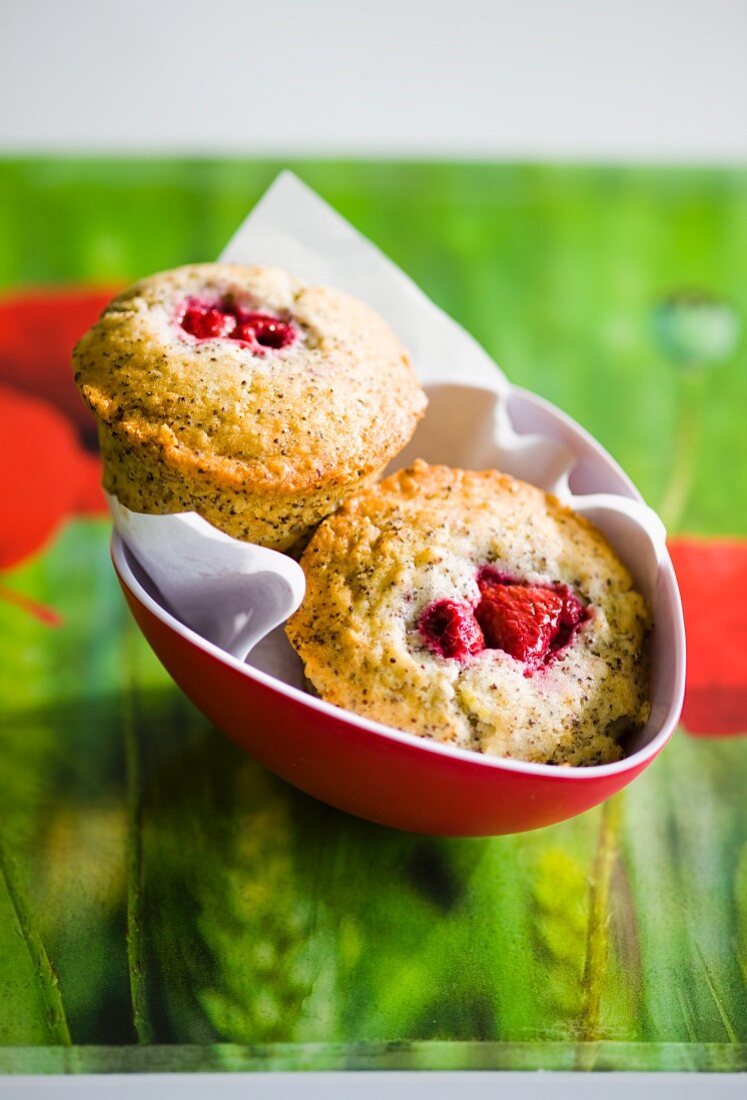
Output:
[419,599,485,660]
[180,301,236,339]
[236,312,296,350]
[559,587,585,629]
[476,584,565,669]
[180,299,296,352]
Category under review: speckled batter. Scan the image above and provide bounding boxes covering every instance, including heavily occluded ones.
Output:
[73,263,426,550]
[286,461,652,766]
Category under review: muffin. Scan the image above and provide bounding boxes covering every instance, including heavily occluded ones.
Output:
[73,263,426,550]
[286,461,651,766]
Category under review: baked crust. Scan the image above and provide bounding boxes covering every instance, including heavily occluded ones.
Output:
[286,461,652,766]
[73,263,426,549]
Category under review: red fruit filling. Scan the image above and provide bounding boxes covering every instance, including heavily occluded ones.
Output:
[234,312,297,350]
[181,302,237,339]
[419,599,485,660]
[419,571,588,672]
[178,298,296,352]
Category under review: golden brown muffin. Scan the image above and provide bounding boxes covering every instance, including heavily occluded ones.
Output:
[286,461,651,766]
[73,263,426,550]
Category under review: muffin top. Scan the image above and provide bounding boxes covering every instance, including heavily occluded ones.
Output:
[73,263,426,494]
[286,461,652,766]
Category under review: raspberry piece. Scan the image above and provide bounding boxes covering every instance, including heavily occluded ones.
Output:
[179,298,296,352]
[558,586,585,628]
[550,585,587,652]
[233,322,258,347]
[239,312,296,350]
[476,584,565,669]
[419,599,485,660]
[419,572,589,670]
[180,301,236,339]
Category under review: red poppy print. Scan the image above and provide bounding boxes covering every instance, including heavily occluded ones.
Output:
[0,288,118,622]
[668,538,747,736]
[0,383,104,570]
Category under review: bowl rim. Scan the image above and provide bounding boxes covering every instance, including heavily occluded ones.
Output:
[112,530,685,782]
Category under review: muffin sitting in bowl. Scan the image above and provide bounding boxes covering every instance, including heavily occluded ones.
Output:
[286,461,651,766]
[73,263,426,551]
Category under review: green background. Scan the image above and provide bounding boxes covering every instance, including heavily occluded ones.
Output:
[0,159,745,1073]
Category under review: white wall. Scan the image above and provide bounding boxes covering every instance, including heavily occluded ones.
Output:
[2,0,745,160]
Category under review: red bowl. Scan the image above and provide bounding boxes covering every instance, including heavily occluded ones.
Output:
[113,532,685,836]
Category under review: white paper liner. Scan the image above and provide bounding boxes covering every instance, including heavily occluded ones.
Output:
[108,495,304,662]
[111,172,681,756]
